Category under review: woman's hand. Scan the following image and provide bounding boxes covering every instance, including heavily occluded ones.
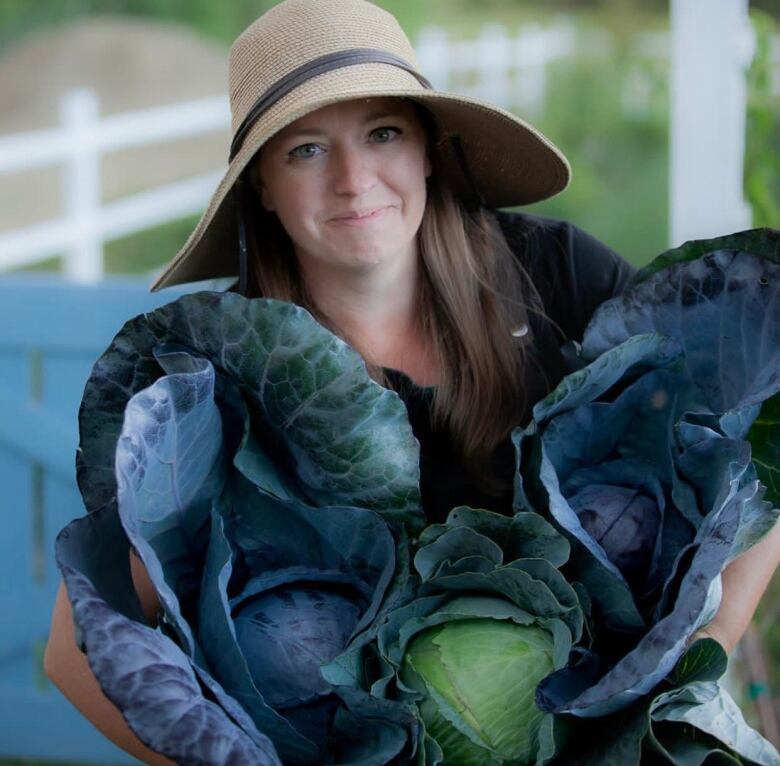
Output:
[44,555,174,766]
[690,521,780,654]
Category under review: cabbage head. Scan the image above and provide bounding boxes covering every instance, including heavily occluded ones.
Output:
[324,507,582,765]
[56,293,423,766]
[514,231,780,763]
[402,617,554,765]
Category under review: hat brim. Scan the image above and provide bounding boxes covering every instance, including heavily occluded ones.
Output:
[150,63,570,290]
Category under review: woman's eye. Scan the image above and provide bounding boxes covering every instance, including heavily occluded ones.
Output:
[288,143,323,160]
[369,126,401,144]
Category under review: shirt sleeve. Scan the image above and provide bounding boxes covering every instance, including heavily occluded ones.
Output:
[496,210,637,343]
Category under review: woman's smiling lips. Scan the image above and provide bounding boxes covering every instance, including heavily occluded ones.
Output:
[328,206,391,226]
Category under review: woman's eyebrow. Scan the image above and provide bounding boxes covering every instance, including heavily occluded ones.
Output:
[279,110,408,142]
[280,126,328,141]
[363,110,406,123]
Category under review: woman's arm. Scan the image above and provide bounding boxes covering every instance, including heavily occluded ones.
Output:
[43,555,176,766]
[692,520,780,653]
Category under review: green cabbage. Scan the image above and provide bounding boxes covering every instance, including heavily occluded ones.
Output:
[325,507,580,765]
[403,616,554,765]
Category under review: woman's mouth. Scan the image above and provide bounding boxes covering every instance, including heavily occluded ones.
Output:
[329,207,389,225]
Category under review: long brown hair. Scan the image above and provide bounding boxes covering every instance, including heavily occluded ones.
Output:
[244,136,538,493]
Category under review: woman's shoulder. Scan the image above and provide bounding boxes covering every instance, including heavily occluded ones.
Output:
[494,209,636,342]
[494,209,630,276]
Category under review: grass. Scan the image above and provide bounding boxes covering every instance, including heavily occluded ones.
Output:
[10,214,200,280]
[425,0,668,39]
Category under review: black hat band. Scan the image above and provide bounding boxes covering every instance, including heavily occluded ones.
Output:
[229,48,433,161]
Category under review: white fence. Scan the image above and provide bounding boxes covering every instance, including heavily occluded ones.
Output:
[416,20,576,112]
[0,22,579,282]
[0,17,776,280]
[0,90,229,281]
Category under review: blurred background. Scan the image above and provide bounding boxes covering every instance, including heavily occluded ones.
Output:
[0,0,778,764]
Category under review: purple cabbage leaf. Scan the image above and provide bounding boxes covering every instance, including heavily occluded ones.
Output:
[517,231,780,730]
[57,293,425,765]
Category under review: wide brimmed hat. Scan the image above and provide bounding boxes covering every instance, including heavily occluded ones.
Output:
[150,0,571,291]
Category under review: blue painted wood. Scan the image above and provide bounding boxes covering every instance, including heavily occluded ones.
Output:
[0,385,76,479]
[0,276,201,763]
[0,274,209,349]
[0,689,142,764]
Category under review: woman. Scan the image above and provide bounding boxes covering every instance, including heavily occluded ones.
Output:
[45,0,780,763]
[149,0,635,522]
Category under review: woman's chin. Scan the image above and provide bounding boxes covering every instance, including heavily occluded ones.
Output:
[327,239,413,273]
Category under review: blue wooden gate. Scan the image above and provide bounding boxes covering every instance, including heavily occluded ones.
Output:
[0,275,191,764]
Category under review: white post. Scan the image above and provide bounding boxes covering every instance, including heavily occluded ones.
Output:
[669,0,754,247]
[513,24,545,112]
[476,25,512,108]
[773,34,780,96]
[416,26,451,91]
[61,89,103,282]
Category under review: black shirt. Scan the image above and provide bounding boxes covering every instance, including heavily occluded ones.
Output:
[385,211,637,523]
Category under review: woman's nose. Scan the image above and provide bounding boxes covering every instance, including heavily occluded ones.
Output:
[330,146,376,196]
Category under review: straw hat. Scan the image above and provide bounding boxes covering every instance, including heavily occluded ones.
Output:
[150,0,571,291]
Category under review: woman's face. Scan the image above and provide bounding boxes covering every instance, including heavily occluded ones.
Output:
[254,97,431,277]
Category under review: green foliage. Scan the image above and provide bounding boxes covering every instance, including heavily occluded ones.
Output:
[745,11,780,228]
[0,0,274,47]
[753,573,780,698]
[0,0,428,50]
[749,394,780,509]
[527,47,668,267]
[372,0,428,35]
[104,213,199,277]
[670,639,729,687]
